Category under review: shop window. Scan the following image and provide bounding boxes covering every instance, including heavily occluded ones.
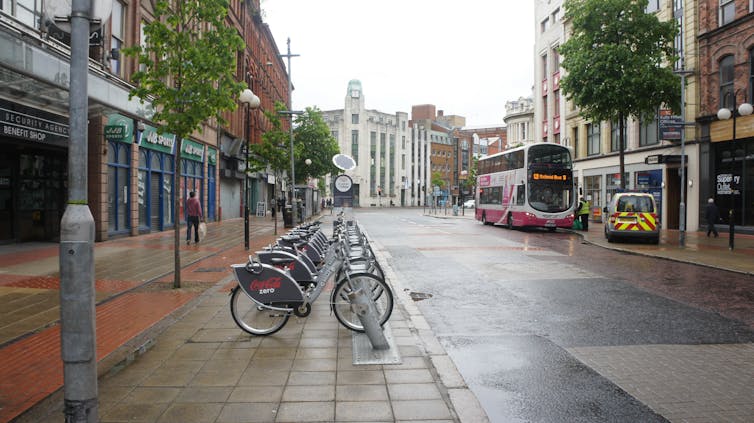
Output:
[587,123,601,156]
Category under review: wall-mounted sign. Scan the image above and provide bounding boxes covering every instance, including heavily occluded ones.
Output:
[139,124,176,154]
[207,148,217,166]
[181,138,205,162]
[659,109,684,141]
[0,99,68,147]
[716,173,740,195]
[104,113,134,142]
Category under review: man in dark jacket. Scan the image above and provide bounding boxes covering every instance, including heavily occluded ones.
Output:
[705,197,720,237]
[186,191,203,244]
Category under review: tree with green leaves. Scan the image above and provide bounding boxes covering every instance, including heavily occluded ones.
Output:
[293,107,340,183]
[248,102,290,234]
[123,0,245,288]
[559,0,680,189]
[462,156,478,195]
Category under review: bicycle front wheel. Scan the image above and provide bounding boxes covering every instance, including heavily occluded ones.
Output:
[331,273,393,332]
[230,286,290,336]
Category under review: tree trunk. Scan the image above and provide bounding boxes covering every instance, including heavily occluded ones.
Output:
[174,137,182,289]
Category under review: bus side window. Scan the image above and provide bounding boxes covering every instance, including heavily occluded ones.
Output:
[517,185,525,205]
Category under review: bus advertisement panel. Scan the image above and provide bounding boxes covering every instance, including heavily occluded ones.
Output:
[475,143,575,230]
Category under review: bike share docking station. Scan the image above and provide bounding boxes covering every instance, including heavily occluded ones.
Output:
[229,200,401,365]
[337,209,401,365]
[331,171,401,364]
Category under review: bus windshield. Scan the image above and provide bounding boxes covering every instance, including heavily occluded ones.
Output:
[527,144,573,213]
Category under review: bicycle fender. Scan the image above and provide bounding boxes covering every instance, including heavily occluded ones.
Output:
[231,263,304,303]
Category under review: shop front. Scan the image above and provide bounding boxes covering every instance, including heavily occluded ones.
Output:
[181,138,206,224]
[710,139,754,228]
[706,113,754,233]
[105,114,135,237]
[0,99,69,242]
[137,124,176,233]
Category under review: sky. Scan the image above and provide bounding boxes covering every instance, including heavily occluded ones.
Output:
[261,0,535,127]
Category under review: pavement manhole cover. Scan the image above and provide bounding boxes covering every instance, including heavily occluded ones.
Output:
[409,292,433,302]
[194,267,226,273]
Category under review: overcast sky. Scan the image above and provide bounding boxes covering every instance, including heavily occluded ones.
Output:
[261,0,535,127]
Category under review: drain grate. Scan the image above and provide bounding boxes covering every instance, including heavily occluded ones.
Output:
[409,292,433,302]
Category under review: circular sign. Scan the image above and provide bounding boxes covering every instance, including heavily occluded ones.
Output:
[332,154,356,171]
[44,0,113,32]
[334,174,353,193]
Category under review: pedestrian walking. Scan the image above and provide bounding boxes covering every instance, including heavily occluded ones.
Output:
[186,191,203,245]
[576,196,590,231]
[705,197,720,237]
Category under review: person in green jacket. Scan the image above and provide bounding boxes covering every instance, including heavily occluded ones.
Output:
[577,197,590,231]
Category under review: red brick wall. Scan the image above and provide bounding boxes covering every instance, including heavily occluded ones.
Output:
[698,1,754,117]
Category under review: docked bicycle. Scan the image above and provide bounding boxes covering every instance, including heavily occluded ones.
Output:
[229,216,393,336]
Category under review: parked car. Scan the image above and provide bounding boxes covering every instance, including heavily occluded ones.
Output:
[603,192,660,244]
[463,199,475,208]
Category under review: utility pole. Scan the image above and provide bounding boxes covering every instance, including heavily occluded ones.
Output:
[279,38,300,224]
[59,0,98,421]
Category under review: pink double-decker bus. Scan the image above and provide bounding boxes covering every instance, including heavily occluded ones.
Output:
[475,143,575,231]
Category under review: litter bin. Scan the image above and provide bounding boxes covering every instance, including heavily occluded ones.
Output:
[453,205,459,216]
[283,205,293,228]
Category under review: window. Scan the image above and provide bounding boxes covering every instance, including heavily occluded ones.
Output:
[639,115,659,146]
[553,91,560,117]
[541,55,548,78]
[5,0,42,28]
[572,127,579,154]
[351,114,359,124]
[552,47,560,73]
[110,1,125,76]
[543,95,548,121]
[610,120,626,152]
[720,55,735,109]
[587,123,601,156]
[351,130,359,164]
[541,17,549,33]
[720,0,735,26]
[646,0,660,13]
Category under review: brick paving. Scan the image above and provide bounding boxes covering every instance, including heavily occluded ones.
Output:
[568,344,754,423]
[1,212,754,422]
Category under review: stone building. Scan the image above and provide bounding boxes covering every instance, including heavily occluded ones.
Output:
[321,80,410,207]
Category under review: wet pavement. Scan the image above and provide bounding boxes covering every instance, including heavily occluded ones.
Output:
[1,209,753,422]
[1,213,486,423]
[374,210,754,422]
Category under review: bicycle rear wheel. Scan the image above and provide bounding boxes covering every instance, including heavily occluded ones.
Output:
[230,286,290,335]
[331,273,393,332]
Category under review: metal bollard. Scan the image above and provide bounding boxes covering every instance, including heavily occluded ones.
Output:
[347,288,389,350]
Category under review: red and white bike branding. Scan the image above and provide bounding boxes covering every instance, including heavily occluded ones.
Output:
[250,277,282,294]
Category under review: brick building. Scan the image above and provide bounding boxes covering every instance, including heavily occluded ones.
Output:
[698,0,754,229]
[0,0,288,242]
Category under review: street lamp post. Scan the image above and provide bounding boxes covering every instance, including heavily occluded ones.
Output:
[240,87,260,250]
[716,95,753,250]
[279,38,300,225]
